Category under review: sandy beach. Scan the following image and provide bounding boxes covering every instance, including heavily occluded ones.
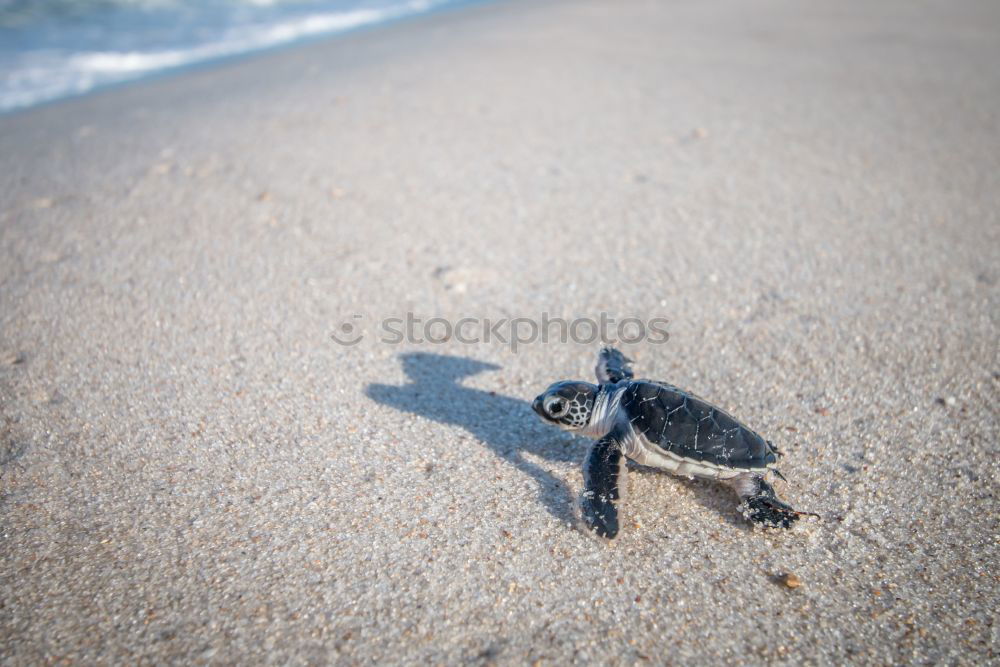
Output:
[2,0,999,662]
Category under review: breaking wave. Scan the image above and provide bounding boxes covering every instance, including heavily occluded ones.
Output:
[0,0,461,111]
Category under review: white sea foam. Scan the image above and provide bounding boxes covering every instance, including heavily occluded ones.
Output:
[0,0,449,112]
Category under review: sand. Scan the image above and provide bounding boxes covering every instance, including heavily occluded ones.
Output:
[1,0,999,663]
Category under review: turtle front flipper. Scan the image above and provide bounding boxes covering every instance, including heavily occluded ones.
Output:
[595,347,634,385]
[730,474,813,529]
[580,435,628,539]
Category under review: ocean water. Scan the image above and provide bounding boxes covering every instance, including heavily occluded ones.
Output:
[0,0,466,112]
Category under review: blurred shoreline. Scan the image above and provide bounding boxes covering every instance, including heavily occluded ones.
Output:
[0,0,479,112]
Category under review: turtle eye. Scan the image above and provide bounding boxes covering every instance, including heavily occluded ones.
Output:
[547,399,567,416]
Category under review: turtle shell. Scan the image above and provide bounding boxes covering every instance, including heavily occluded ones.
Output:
[620,380,778,470]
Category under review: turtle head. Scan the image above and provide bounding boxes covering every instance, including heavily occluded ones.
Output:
[532,381,598,431]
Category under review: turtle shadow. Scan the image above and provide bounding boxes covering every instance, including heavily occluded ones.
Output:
[365,353,581,524]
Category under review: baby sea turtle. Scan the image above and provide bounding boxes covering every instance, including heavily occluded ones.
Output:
[532,347,813,539]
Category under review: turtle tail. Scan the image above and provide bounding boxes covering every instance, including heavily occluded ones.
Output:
[767,439,784,458]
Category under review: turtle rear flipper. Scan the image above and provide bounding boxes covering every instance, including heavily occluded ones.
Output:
[580,435,628,539]
[595,347,634,385]
[731,475,815,529]
[742,494,800,529]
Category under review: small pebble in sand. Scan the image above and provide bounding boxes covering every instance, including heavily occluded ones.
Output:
[692,127,708,139]
[257,191,272,201]
[779,573,802,589]
[1,350,26,366]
